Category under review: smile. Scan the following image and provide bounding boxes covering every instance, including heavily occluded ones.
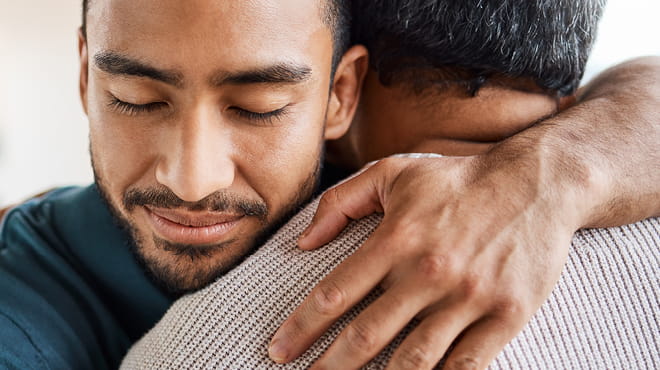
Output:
[144,206,243,246]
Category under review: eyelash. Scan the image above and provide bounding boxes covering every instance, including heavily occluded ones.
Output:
[231,105,289,125]
[108,95,289,125]
[108,96,166,116]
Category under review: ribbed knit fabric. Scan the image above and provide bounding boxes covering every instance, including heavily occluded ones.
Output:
[121,195,659,369]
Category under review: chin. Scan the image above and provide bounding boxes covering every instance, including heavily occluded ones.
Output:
[130,227,259,296]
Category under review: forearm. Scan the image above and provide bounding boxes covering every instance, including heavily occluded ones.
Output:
[499,57,660,228]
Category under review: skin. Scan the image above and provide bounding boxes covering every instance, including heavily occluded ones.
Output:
[270,56,660,369]
[329,70,574,165]
[78,0,367,294]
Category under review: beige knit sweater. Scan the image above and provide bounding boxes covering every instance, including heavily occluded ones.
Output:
[122,193,659,369]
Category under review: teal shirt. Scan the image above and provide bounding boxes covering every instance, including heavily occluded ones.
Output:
[0,186,172,369]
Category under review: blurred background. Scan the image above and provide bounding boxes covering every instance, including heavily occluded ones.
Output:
[0,0,659,205]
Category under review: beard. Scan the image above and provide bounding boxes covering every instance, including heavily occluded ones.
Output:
[92,151,322,297]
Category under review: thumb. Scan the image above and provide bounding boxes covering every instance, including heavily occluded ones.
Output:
[298,165,387,250]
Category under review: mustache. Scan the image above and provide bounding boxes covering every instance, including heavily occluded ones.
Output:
[123,186,268,220]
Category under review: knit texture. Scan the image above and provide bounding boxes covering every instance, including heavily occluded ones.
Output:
[121,196,659,369]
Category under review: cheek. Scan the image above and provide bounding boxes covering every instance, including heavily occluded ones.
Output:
[88,75,164,189]
[236,114,325,213]
[88,113,160,199]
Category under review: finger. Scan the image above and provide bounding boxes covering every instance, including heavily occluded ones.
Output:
[441,315,523,370]
[298,163,388,250]
[269,231,393,363]
[311,278,436,369]
[386,304,481,370]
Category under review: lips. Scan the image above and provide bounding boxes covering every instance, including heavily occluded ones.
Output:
[144,206,243,246]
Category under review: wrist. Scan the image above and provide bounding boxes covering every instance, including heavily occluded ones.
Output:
[486,123,610,231]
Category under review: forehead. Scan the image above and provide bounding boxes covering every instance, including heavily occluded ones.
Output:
[86,0,331,77]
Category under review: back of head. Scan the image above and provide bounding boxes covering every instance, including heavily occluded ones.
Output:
[352,0,606,96]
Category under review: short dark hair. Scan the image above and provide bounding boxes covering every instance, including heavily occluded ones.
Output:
[81,0,350,76]
[352,0,606,96]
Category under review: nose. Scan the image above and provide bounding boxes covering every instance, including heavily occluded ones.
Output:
[155,107,235,203]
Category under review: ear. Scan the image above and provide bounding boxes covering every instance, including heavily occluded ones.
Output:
[324,45,368,140]
[78,28,89,115]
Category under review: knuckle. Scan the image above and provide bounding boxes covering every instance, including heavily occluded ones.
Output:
[319,187,341,209]
[418,253,451,282]
[288,311,308,334]
[344,321,379,353]
[280,310,310,334]
[442,255,466,283]
[445,356,481,370]
[312,281,346,316]
[386,291,409,312]
[493,296,526,318]
[460,273,485,301]
[394,345,433,369]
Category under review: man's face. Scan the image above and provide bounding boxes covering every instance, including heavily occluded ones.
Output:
[80,0,337,294]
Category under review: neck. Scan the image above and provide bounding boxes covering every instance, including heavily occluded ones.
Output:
[327,70,567,170]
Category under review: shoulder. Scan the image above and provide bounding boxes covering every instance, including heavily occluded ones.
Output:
[0,266,98,369]
[0,310,49,369]
[0,186,89,244]
[0,185,130,369]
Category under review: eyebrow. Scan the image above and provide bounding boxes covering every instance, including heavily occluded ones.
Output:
[94,50,312,88]
[211,63,313,86]
[94,51,184,87]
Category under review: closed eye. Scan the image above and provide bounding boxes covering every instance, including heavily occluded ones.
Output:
[231,105,290,125]
[108,96,168,116]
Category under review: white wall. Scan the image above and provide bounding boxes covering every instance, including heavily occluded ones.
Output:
[583,0,660,82]
[0,0,658,204]
[0,0,90,204]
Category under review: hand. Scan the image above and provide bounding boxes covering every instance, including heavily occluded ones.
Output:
[268,151,587,369]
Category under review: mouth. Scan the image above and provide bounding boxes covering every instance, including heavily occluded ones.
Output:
[144,206,244,246]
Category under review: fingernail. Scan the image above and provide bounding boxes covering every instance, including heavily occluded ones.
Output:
[268,339,289,363]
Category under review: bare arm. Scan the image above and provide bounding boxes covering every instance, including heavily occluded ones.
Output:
[517,56,660,228]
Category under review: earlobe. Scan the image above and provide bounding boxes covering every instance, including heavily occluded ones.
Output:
[324,45,369,140]
[78,28,89,115]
